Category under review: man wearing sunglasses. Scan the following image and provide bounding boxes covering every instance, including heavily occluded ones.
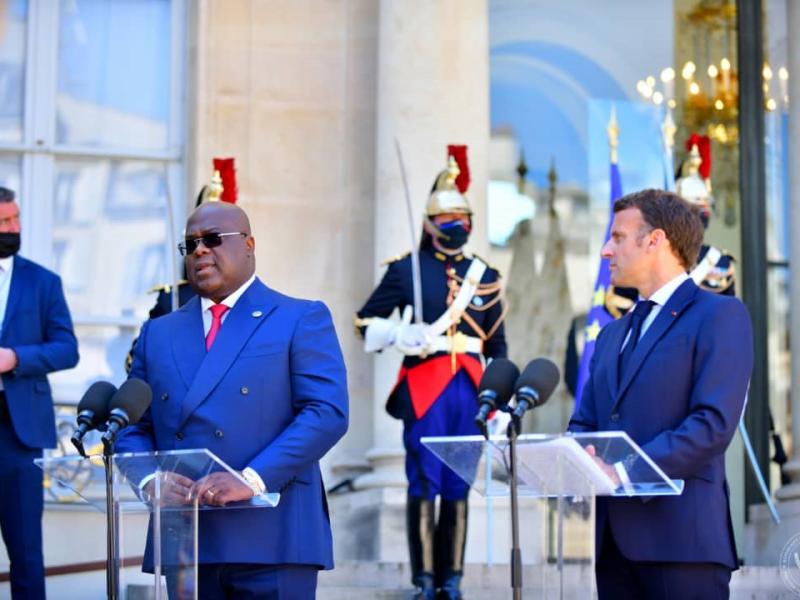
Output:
[116,201,349,598]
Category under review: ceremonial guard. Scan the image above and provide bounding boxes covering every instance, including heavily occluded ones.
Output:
[355,146,507,600]
[675,134,735,295]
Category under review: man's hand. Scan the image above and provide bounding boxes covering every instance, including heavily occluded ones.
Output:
[191,472,255,507]
[585,444,621,487]
[143,472,195,506]
[0,348,18,373]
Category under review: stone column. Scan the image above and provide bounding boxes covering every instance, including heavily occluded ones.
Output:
[776,0,800,500]
[354,0,490,491]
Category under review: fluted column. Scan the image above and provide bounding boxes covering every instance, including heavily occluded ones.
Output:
[355,0,490,489]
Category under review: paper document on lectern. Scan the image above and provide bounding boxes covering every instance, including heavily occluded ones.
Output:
[513,436,618,496]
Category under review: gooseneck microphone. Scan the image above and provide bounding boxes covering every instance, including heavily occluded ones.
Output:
[101,378,153,453]
[474,358,520,438]
[71,381,117,457]
[511,358,560,421]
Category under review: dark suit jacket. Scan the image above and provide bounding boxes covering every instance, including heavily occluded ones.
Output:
[568,278,752,569]
[2,255,79,449]
[116,278,348,568]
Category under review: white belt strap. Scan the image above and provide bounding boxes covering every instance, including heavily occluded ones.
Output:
[429,333,483,354]
[690,246,722,284]
[428,258,487,337]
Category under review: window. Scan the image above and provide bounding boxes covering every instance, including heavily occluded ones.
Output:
[0,0,186,402]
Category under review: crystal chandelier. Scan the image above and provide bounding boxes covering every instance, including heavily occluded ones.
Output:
[635,0,788,146]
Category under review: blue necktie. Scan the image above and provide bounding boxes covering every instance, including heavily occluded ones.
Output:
[619,300,655,382]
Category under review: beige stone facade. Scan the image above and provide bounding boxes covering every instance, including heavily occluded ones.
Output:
[187,0,490,482]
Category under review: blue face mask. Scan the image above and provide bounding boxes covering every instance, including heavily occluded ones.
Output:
[437,220,470,250]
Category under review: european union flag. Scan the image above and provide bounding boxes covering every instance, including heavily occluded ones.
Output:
[575,161,623,407]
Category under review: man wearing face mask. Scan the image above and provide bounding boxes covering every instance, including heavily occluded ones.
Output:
[355,146,507,600]
[0,186,79,599]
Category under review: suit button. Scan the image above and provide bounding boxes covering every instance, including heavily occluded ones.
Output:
[610,414,620,422]
[161,392,168,401]
[214,429,223,438]
[175,432,184,441]
[240,387,249,395]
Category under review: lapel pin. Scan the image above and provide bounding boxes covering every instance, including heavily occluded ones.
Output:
[252,310,263,318]
[671,310,677,317]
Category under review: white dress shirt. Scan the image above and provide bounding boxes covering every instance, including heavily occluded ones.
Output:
[0,256,14,390]
[200,273,256,335]
[621,272,690,351]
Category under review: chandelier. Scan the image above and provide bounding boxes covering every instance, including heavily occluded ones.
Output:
[634,0,788,146]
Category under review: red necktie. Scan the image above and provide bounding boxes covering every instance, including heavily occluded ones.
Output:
[206,304,230,350]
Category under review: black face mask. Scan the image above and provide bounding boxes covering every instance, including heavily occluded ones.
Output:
[0,232,20,258]
[437,221,470,250]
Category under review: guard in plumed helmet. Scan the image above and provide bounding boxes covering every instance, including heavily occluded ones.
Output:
[675,134,735,295]
[355,145,507,600]
[126,158,238,372]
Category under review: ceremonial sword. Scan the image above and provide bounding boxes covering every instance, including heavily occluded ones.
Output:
[394,139,424,324]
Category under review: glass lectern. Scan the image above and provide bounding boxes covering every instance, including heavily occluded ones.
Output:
[36,448,280,599]
[422,431,683,599]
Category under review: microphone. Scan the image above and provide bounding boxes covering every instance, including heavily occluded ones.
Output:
[474,358,520,438]
[101,378,153,453]
[511,358,560,421]
[71,381,117,456]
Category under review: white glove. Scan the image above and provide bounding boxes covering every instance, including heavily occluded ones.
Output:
[364,306,433,356]
[364,316,399,352]
[395,306,433,356]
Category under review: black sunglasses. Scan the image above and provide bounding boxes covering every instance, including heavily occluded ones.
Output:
[178,232,247,256]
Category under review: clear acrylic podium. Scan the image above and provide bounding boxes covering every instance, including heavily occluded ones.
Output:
[36,448,280,599]
[422,431,684,599]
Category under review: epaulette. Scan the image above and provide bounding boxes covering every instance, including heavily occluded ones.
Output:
[471,253,501,277]
[147,280,188,294]
[380,251,410,266]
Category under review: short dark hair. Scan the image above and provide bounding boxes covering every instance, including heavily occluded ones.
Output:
[0,187,15,203]
[613,188,704,269]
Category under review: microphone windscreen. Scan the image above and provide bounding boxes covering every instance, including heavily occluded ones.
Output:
[109,378,153,424]
[516,358,560,406]
[77,381,116,422]
[478,358,520,407]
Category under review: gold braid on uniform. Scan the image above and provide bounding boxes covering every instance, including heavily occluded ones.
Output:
[447,273,505,312]
[447,272,508,342]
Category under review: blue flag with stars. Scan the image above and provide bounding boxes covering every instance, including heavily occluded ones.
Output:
[575,161,623,407]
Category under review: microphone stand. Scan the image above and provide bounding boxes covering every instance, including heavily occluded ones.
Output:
[507,415,523,600]
[103,436,119,600]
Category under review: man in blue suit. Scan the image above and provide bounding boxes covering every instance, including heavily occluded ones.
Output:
[569,189,753,599]
[0,187,79,599]
[117,200,348,598]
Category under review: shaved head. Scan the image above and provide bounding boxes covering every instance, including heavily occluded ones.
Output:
[187,201,252,236]
[184,202,256,303]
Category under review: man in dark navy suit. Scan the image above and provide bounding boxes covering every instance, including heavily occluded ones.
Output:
[569,189,753,599]
[0,187,79,599]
